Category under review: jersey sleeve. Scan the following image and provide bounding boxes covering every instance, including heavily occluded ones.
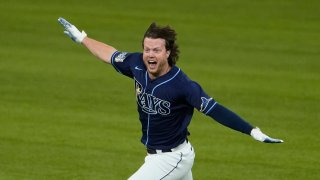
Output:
[185,81,217,115]
[111,51,142,78]
[185,80,253,135]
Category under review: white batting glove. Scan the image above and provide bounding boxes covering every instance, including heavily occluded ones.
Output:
[58,17,87,44]
[250,127,284,143]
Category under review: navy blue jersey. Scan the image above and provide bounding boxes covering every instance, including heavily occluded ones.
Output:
[111,51,217,149]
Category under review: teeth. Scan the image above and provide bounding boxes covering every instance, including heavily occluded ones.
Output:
[148,60,156,64]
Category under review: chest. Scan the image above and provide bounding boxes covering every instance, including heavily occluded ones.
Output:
[134,71,184,115]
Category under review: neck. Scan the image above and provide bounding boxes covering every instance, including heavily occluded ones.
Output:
[149,65,172,80]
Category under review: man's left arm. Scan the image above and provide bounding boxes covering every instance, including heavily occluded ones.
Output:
[182,67,283,144]
[206,103,284,143]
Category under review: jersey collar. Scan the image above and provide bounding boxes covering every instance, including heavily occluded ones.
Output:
[147,66,180,84]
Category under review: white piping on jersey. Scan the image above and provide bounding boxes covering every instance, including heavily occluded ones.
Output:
[151,69,181,95]
[145,71,150,146]
[145,68,181,146]
[145,71,148,92]
[204,101,218,115]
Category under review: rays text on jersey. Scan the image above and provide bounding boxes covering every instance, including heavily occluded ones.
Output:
[137,93,170,115]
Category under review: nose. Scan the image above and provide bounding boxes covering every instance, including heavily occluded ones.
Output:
[147,51,155,58]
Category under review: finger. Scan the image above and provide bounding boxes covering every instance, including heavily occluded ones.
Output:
[63,31,71,37]
[263,137,284,143]
[63,31,75,42]
[58,17,72,29]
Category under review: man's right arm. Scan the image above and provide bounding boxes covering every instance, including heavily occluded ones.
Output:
[81,37,117,64]
[58,17,116,64]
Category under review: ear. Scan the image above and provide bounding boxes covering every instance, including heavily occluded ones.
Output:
[166,50,170,58]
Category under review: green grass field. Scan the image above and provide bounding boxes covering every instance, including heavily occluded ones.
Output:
[1,0,319,179]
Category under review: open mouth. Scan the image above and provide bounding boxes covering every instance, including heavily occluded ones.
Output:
[148,60,157,69]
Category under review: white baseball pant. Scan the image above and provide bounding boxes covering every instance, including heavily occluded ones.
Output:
[128,141,195,180]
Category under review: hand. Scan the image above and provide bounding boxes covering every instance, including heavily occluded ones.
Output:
[58,17,87,43]
[250,127,284,143]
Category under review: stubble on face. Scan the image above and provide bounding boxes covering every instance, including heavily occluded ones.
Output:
[143,38,171,80]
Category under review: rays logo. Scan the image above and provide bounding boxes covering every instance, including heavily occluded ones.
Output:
[135,80,170,115]
[200,97,212,112]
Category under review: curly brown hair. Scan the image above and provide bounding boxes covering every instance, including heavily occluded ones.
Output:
[142,22,180,66]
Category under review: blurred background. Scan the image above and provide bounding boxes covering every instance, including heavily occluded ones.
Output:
[0,0,319,179]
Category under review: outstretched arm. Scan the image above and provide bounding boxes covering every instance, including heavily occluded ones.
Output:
[57,17,116,64]
[207,103,284,143]
[82,37,116,64]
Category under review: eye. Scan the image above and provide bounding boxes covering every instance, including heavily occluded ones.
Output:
[144,49,150,53]
[154,49,161,53]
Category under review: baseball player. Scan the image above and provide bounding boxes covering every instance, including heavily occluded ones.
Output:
[58,17,283,180]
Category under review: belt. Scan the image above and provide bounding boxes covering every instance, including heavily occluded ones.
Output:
[147,140,188,154]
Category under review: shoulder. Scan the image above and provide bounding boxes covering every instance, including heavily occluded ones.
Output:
[175,68,195,86]
[112,51,142,63]
[111,51,144,77]
[175,68,205,94]
[170,67,197,93]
